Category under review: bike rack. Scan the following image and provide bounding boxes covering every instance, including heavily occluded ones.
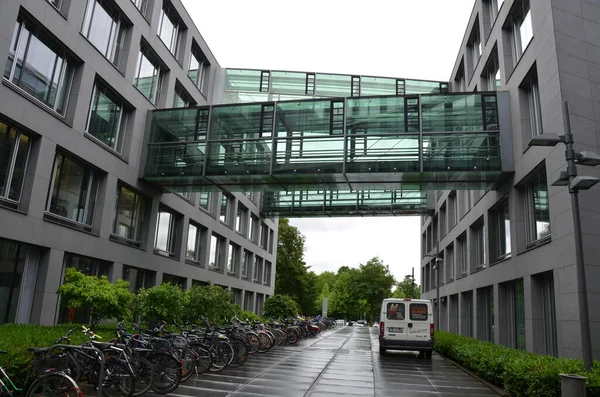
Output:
[51,344,105,397]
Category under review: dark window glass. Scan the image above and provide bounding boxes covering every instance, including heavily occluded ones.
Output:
[113,185,145,242]
[386,302,405,320]
[86,83,126,152]
[0,121,31,203]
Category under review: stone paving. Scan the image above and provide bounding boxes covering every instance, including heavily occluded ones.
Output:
[154,326,500,397]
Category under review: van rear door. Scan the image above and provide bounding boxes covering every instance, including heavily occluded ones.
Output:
[384,301,407,342]
[407,302,431,342]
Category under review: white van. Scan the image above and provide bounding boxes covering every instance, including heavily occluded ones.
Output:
[378,298,434,358]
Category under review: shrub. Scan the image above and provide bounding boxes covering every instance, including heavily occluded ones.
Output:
[182,284,238,324]
[263,295,300,320]
[134,283,184,325]
[434,330,600,396]
[57,267,134,328]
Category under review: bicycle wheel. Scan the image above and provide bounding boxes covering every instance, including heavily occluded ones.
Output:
[190,345,212,374]
[228,338,249,368]
[147,352,181,394]
[177,348,197,382]
[208,341,234,372]
[102,359,135,397]
[245,332,260,354]
[129,357,153,397]
[256,333,271,353]
[26,373,82,397]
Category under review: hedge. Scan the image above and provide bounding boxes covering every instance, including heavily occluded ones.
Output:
[434,330,600,396]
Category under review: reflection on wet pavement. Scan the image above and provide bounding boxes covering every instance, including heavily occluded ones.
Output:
[149,326,500,397]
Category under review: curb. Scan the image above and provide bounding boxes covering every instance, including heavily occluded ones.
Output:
[434,352,509,396]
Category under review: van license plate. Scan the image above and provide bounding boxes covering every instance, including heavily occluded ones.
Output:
[388,327,404,333]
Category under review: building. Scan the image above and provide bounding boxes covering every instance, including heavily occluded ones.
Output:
[421,0,600,360]
[0,0,278,325]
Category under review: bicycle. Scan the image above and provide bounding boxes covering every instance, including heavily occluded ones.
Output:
[0,349,81,397]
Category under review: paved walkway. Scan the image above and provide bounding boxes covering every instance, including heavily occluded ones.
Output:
[156,326,500,397]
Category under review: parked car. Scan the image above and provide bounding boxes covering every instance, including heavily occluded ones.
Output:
[378,298,434,358]
[335,319,346,326]
[356,319,367,326]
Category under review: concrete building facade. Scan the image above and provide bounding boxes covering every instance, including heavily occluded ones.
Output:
[0,0,277,326]
[421,0,600,360]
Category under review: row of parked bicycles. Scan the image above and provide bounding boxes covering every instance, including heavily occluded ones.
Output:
[0,316,338,397]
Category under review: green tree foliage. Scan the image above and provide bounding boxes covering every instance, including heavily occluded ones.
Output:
[134,283,184,324]
[263,294,300,319]
[353,257,396,322]
[57,267,134,328]
[392,275,421,299]
[315,282,331,314]
[183,284,238,323]
[274,218,319,315]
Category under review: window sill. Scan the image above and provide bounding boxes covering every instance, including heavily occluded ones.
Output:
[2,80,72,127]
[0,198,24,213]
[157,36,183,68]
[153,249,178,260]
[79,33,126,78]
[43,212,97,235]
[241,275,249,280]
[457,272,469,280]
[185,258,202,267]
[505,37,534,85]
[208,266,221,273]
[109,234,144,250]
[187,75,208,101]
[46,1,68,20]
[227,271,237,277]
[471,265,486,275]
[132,85,159,108]
[520,236,551,254]
[490,254,512,266]
[84,133,128,163]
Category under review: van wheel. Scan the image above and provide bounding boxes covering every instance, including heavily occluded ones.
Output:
[425,351,432,359]
[379,347,386,356]
[418,351,425,359]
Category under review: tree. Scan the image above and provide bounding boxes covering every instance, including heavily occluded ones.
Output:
[263,295,300,319]
[315,282,331,315]
[392,275,421,299]
[57,267,134,328]
[183,284,237,324]
[330,271,352,318]
[354,257,396,322]
[134,283,184,325]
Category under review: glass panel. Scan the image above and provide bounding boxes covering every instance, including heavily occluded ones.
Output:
[220,194,229,223]
[154,210,173,252]
[315,74,351,97]
[49,154,96,225]
[0,123,17,199]
[421,95,484,132]
[209,235,218,268]
[520,10,533,51]
[360,76,397,96]
[532,171,550,240]
[515,280,526,350]
[186,223,197,260]
[225,69,262,92]
[135,52,158,103]
[227,244,234,272]
[4,22,21,80]
[271,71,308,95]
[0,240,27,324]
[122,265,154,293]
[405,80,442,94]
[83,0,118,58]
[8,133,30,201]
[87,85,123,151]
[158,8,177,53]
[386,302,405,320]
[199,192,210,210]
[114,185,143,241]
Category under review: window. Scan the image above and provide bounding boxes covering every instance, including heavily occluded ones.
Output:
[130,0,148,15]
[253,256,263,282]
[445,244,455,283]
[47,153,99,226]
[236,204,248,234]
[470,219,485,270]
[241,249,251,278]
[483,48,501,91]
[134,46,163,105]
[460,292,473,337]
[489,199,511,262]
[122,265,155,293]
[523,168,550,245]
[426,225,432,253]
[504,279,525,350]
[468,22,482,74]
[507,0,533,63]
[432,216,438,248]
[154,207,177,255]
[173,81,194,108]
[260,223,269,249]
[521,68,542,138]
[386,302,405,320]
[220,193,232,225]
[488,0,505,23]
[263,261,271,285]
[448,191,457,229]
[189,42,210,93]
[453,61,465,92]
[0,239,28,324]
[227,243,239,273]
[158,1,181,55]
[409,303,428,321]
[268,230,274,253]
[0,121,31,205]
[162,273,185,289]
[86,82,127,152]
[186,222,206,262]
[198,192,210,211]
[457,233,467,275]
[477,286,495,342]
[249,214,258,242]
[536,272,557,356]
[209,234,224,270]
[439,204,446,238]
[113,184,145,243]
[82,0,126,67]
[4,19,74,115]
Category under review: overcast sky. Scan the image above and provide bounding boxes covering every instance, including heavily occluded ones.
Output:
[182,0,476,282]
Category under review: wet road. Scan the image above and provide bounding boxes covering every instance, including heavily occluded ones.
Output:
[162,326,500,397]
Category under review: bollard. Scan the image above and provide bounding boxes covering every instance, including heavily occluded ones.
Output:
[560,374,586,397]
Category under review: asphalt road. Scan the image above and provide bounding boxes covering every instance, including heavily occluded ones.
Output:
[158,325,500,397]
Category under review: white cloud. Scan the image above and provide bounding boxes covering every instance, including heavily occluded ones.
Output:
[181,0,476,283]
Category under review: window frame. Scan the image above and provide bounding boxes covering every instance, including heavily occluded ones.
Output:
[219,193,232,225]
[0,121,31,205]
[4,19,75,116]
[227,242,239,274]
[112,183,145,244]
[185,222,201,262]
[188,42,209,94]
[85,81,127,153]
[489,198,511,262]
[81,0,127,68]
[523,167,551,247]
[154,207,177,256]
[470,219,486,270]
[236,204,248,235]
[130,0,148,16]
[134,46,163,105]
[173,80,194,108]
[157,1,180,56]
[507,0,533,64]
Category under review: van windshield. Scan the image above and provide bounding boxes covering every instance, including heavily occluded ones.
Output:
[386,302,405,320]
[410,303,428,321]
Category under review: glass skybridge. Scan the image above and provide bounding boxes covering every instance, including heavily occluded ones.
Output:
[143,91,513,217]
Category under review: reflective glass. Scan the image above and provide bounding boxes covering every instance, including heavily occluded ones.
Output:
[82,0,118,60]
[226,69,261,91]
[155,210,173,252]
[0,124,17,199]
[158,8,177,53]
[186,223,198,259]
[87,84,123,151]
[520,10,533,52]
[405,80,442,94]
[135,52,159,103]
[315,74,351,97]
[114,185,143,241]
[271,71,307,94]
[209,235,218,268]
[421,95,484,132]
[360,76,397,96]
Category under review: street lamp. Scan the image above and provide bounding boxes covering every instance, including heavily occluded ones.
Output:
[528,101,598,370]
